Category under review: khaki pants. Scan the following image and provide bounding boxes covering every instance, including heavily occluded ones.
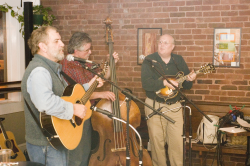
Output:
[145,98,183,166]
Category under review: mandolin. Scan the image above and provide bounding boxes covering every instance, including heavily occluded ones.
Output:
[40,62,108,150]
[0,117,26,162]
[156,63,215,101]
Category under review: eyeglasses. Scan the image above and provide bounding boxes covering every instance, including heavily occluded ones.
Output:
[158,41,173,45]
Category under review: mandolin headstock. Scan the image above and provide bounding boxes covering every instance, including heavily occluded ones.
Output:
[198,63,216,74]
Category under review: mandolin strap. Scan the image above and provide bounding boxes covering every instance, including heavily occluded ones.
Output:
[172,56,181,72]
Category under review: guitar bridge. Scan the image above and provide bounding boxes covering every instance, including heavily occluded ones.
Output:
[10,153,18,159]
[70,119,76,128]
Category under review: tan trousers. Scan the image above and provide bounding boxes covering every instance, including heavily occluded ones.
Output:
[145,97,183,166]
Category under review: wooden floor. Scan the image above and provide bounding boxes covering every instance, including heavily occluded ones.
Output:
[136,116,248,166]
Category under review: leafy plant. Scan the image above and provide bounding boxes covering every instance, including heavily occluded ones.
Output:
[0,3,56,36]
[32,5,55,26]
[0,3,23,22]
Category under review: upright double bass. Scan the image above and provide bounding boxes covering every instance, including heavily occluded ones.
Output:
[89,17,153,166]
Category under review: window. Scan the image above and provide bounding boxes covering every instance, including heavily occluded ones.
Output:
[0,0,40,115]
[0,11,7,100]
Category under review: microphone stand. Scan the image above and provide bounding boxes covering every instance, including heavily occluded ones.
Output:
[125,94,131,166]
[182,100,187,166]
[91,106,144,166]
[187,105,193,166]
[145,61,213,166]
[80,63,175,124]
[81,62,175,166]
[113,116,143,166]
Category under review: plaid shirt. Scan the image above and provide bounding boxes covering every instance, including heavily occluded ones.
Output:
[61,57,101,105]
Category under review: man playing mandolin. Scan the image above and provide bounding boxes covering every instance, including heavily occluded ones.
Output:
[141,34,196,166]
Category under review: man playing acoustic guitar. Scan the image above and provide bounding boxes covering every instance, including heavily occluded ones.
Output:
[21,26,97,166]
[141,34,196,166]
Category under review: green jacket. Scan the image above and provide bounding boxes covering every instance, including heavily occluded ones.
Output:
[21,54,65,146]
[141,52,193,103]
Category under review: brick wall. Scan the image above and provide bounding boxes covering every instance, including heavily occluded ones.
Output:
[40,0,250,105]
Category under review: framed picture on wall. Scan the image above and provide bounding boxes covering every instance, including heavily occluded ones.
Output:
[213,28,241,68]
[137,28,162,65]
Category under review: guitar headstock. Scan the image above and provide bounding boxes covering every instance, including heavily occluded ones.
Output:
[198,63,215,74]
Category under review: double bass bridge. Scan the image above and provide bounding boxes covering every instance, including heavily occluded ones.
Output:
[111,147,126,152]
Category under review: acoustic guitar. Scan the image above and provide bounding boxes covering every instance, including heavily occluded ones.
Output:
[156,63,215,101]
[40,62,108,150]
[0,117,26,162]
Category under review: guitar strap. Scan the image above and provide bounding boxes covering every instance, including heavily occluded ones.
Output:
[24,99,54,139]
[24,72,76,139]
[60,71,77,85]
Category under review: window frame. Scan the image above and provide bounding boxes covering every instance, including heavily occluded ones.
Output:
[0,0,40,115]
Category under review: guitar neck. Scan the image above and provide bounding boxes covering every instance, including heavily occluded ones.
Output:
[0,120,9,140]
[80,80,99,104]
[80,62,107,104]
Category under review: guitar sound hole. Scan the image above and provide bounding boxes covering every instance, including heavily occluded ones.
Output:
[5,140,13,149]
[75,100,83,126]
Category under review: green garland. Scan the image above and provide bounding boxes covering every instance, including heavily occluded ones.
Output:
[0,3,55,36]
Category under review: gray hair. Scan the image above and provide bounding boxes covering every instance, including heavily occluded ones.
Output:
[67,32,92,54]
[28,26,57,55]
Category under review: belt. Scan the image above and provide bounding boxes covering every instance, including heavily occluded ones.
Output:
[155,100,179,105]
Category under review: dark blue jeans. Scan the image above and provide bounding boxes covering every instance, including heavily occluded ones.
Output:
[26,142,68,166]
[68,119,92,166]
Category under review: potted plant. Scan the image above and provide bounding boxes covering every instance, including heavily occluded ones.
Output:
[0,3,56,36]
[32,5,55,26]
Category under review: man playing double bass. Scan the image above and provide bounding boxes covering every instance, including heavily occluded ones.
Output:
[61,31,119,166]
[141,34,196,166]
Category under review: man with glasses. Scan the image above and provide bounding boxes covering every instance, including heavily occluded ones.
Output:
[141,34,196,166]
[61,32,119,166]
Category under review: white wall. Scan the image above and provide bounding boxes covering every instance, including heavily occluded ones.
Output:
[0,0,40,115]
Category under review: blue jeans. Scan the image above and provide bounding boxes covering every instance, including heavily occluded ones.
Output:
[26,142,68,166]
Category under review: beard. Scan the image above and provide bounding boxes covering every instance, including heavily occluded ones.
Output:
[48,48,65,61]
[55,51,64,61]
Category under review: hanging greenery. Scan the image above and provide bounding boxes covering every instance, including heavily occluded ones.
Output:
[0,3,56,36]
[0,3,23,22]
